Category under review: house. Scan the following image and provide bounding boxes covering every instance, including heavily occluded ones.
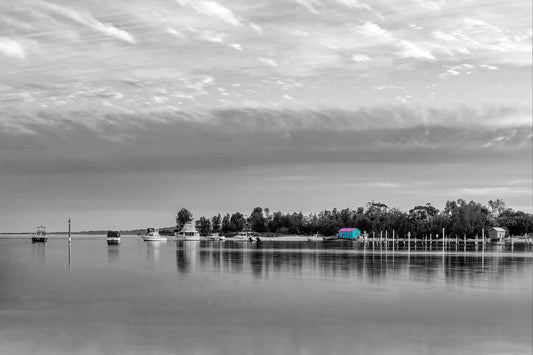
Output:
[488,227,506,242]
[338,228,361,239]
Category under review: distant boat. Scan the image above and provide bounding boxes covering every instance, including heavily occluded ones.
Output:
[174,223,201,241]
[208,233,225,241]
[142,228,167,242]
[233,230,253,240]
[307,233,321,242]
[107,230,121,245]
[322,236,339,241]
[32,225,48,243]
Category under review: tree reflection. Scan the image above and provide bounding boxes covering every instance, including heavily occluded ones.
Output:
[174,240,532,284]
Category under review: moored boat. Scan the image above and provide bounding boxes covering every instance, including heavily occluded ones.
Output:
[307,233,321,242]
[32,226,48,243]
[175,222,201,241]
[107,230,121,245]
[233,230,253,240]
[208,233,225,241]
[142,228,167,242]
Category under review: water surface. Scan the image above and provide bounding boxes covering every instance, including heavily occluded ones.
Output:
[0,236,531,355]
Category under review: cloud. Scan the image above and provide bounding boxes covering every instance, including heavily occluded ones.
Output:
[0,37,26,59]
[398,40,435,60]
[458,187,532,196]
[335,0,384,20]
[368,182,401,188]
[39,1,135,44]
[258,57,278,67]
[165,28,185,38]
[439,63,499,79]
[412,0,444,11]
[248,23,263,36]
[198,30,226,43]
[357,21,394,42]
[351,53,371,62]
[293,0,321,14]
[176,0,240,26]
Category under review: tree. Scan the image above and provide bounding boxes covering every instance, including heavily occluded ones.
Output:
[197,216,212,236]
[446,200,491,238]
[221,214,232,233]
[230,212,246,232]
[249,207,267,233]
[211,214,221,232]
[176,208,193,230]
[497,209,533,236]
[488,199,507,217]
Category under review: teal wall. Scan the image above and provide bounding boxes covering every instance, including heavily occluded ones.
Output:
[339,230,359,238]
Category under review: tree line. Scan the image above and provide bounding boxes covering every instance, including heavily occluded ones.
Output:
[174,199,533,238]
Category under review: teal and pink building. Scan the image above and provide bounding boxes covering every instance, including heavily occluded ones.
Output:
[338,228,361,239]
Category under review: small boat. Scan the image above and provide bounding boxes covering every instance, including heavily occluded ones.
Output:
[142,228,167,242]
[107,230,121,245]
[233,230,253,240]
[208,233,225,241]
[307,233,321,242]
[322,236,339,241]
[32,225,48,243]
[175,222,201,241]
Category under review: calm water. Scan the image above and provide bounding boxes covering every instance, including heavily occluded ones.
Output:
[0,236,531,355]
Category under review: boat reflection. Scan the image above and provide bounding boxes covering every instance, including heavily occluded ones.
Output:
[107,245,119,263]
[146,241,162,267]
[31,242,46,267]
[176,240,200,274]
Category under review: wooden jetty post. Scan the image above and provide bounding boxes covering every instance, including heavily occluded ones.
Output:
[408,231,411,251]
[68,218,71,244]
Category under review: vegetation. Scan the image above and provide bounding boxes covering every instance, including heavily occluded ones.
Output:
[180,199,533,238]
[176,208,193,230]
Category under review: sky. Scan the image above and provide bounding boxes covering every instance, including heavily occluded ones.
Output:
[0,0,531,232]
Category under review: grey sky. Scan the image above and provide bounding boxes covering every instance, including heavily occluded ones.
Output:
[0,0,531,231]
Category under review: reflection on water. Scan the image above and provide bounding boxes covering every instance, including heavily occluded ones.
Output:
[176,241,199,274]
[0,237,531,355]
[146,241,162,267]
[186,240,533,285]
[107,245,119,263]
[31,242,46,267]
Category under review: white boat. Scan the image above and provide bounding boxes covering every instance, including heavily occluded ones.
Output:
[233,230,253,241]
[175,223,201,241]
[107,230,121,245]
[32,225,48,243]
[208,233,225,241]
[307,233,321,242]
[142,228,167,242]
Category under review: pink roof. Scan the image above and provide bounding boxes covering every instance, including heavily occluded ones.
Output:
[339,228,359,232]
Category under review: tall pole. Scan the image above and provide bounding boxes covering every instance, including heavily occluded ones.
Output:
[68,218,71,272]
